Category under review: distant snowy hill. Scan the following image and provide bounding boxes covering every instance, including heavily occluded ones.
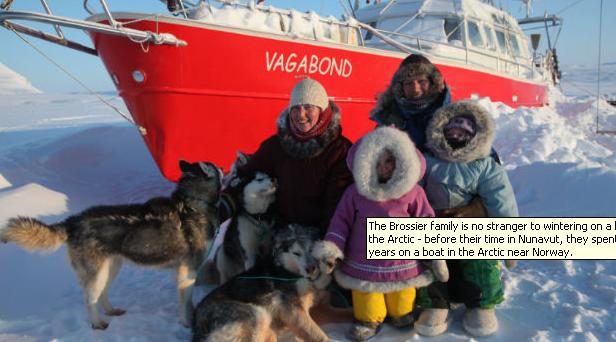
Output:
[560,63,616,99]
[0,63,42,95]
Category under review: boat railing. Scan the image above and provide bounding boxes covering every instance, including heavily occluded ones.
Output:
[0,0,188,56]
[192,0,364,46]
[358,23,540,81]
[208,0,541,81]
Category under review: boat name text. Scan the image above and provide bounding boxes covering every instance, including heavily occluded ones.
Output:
[265,52,352,77]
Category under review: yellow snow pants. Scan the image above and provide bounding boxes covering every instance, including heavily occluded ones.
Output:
[351,287,416,323]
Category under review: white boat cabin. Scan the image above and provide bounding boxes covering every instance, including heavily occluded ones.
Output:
[356,0,537,79]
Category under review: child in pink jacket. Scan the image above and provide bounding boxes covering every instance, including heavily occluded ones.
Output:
[314,126,448,341]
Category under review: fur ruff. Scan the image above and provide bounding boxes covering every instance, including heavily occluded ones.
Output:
[352,126,421,202]
[276,101,342,159]
[334,268,434,293]
[426,101,495,163]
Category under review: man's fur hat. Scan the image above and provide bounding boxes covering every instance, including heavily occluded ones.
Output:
[391,54,445,99]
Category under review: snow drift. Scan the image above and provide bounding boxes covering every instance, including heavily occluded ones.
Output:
[0,63,42,95]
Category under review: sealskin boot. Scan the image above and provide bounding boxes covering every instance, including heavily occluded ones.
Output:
[415,308,448,336]
[463,308,498,337]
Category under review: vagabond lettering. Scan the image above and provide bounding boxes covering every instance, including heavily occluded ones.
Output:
[265,51,352,77]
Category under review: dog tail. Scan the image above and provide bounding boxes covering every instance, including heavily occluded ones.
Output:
[1,217,67,253]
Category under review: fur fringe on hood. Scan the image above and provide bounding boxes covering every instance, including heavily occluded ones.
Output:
[426,101,495,163]
[334,267,435,293]
[350,126,422,202]
[276,101,342,159]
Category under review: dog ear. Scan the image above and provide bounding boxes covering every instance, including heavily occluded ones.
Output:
[198,162,219,179]
[179,160,192,173]
[235,151,250,167]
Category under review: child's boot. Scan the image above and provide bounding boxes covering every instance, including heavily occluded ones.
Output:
[415,308,448,336]
[389,312,414,329]
[347,321,382,341]
[463,308,498,337]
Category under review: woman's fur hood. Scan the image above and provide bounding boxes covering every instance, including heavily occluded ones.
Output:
[426,101,495,163]
[276,100,342,159]
[347,126,424,202]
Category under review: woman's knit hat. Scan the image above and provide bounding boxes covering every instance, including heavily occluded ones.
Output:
[289,78,329,111]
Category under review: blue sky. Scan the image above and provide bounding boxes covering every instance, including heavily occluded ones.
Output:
[0,0,613,93]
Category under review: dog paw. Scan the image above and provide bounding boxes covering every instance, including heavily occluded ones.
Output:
[91,320,109,330]
[105,308,126,316]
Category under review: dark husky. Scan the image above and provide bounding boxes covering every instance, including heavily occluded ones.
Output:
[215,170,277,284]
[0,160,222,329]
[192,224,333,342]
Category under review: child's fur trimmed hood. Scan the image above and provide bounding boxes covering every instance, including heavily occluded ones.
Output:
[426,101,495,163]
[348,126,423,202]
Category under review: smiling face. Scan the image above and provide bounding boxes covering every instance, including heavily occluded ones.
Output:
[402,75,431,99]
[289,104,321,133]
[376,149,396,184]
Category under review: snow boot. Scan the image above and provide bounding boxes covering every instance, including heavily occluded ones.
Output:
[347,321,382,341]
[463,308,498,337]
[415,308,448,336]
[389,312,414,330]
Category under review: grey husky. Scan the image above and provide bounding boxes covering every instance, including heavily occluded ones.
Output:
[192,224,334,342]
[0,160,222,329]
[215,170,277,284]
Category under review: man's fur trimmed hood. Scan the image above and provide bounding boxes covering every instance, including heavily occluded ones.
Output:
[276,101,342,159]
[426,101,495,163]
[370,56,446,125]
[348,126,423,202]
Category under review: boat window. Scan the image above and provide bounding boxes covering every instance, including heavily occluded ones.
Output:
[467,20,484,48]
[483,25,497,50]
[509,33,522,56]
[444,18,464,45]
[495,29,510,55]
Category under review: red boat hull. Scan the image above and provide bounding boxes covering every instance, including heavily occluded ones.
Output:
[90,16,548,181]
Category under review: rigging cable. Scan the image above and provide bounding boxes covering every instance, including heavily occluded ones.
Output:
[8,27,145,133]
[556,0,587,15]
[595,0,608,134]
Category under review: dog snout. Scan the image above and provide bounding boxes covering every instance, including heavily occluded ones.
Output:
[306,259,321,280]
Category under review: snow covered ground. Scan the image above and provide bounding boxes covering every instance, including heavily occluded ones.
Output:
[0,63,615,341]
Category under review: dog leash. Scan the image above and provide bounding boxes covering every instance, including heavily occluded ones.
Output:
[237,275,302,281]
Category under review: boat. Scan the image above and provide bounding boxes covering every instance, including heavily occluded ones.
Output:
[0,0,562,181]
